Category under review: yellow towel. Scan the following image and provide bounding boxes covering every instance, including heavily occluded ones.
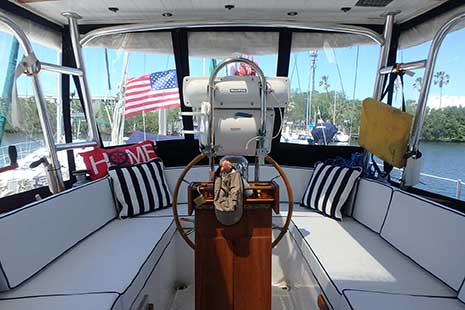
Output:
[359,98,413,168]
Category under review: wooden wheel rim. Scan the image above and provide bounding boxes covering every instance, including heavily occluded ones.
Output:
[265,155,294,248]
[172,153,207,250]
[171,154,294,250]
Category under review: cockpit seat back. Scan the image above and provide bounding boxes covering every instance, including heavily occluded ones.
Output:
[0,178,116,291]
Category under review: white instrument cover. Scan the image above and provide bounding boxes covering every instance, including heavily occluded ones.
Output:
[184,75,288,156]
[183,76,289,109]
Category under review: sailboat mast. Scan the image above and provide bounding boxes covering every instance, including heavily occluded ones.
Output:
[306,51,317,128]
[111,51,129,145]
[0,38,19,145]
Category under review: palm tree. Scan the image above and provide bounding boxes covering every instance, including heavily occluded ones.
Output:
[319,75,331,100]
[434,71,450,108]
[320,75,336,123]
[412,77,423,93]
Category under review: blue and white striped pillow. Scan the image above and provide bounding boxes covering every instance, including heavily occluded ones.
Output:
[109,158,172,218]
[301,163,361,220]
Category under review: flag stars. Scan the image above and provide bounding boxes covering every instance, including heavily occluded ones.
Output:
[150,70,178,90]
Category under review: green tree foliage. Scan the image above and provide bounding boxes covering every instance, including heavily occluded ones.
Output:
[4,95,465,143]
[286,90,362,134]
[4,97,182,141]
[420,106,465,142]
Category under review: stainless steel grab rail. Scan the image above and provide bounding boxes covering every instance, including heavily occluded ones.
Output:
[80,21,384,47]
[409,11,465,153]
[0,12,101,193]
[0,13,64,193]
[207,57,267,181]
[379,60,427,75]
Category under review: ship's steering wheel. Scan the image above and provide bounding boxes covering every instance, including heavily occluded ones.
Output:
[172,153,294,250]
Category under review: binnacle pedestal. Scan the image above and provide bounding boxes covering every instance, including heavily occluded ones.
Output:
[188,181,279,310]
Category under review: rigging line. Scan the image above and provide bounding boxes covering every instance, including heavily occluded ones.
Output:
[294,53,302,93]
[103,49,113,127]
[104,48,111,91]
[348,45,360,139]
[289,56,297,90]
[352,45,359,102]
[333,48,345,98]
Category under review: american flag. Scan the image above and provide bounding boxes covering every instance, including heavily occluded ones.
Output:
[124,69,180,118]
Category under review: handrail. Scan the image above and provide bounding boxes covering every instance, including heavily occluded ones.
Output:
[0,14,34,55]
[372,13,396,100]
[379,59,427,75]
[62,12,101,149]
[80,20,384,47]
[0,12,64,193]
[0,12,102,193]
[207,57,267,181]
[410,11,465,153]
[380,163,464,200]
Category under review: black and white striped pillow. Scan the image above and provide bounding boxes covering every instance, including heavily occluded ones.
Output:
[109,158,172,218]
[301,162,361,220]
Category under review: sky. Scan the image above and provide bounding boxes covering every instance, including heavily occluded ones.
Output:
[1,27,465,109]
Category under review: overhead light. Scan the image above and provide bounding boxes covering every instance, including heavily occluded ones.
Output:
[108,7,119,13]
[162,12,173,17]
[287,11,298,16]
[225,4,235,10]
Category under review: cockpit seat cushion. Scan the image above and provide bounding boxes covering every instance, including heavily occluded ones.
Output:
[0,217,175,310]
[0,293,122,310]
[381,190,465,291]
[351,178,393,233]
[291,216,456,310]
[460,284,465,303]
[0,178,117,292]
[301,163,361,220]
[109,158,172,218]
[340,290,465,310]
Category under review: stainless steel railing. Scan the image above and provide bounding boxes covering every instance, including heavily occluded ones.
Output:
[0,12,100,193]
[381,164,464,200]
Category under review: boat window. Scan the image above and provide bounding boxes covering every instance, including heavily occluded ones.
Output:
[79,32,181,154]
[280,32,379,147]
[0,29,66,198]
[392,24,465,201]
[188,32,279,138]
[188,32,279,77]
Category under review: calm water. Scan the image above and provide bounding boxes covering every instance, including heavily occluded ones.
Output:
[1,133,464,200]
[399,142,465,200]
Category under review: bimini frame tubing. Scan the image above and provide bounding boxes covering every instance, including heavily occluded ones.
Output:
[372,13,397,101]
[409,11,465,156]
[80,21,383,46]
[207,57,267,181]
[401,10,465,186]
[0,12,101,193]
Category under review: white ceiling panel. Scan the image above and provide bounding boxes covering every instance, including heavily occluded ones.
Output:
[8,0,448,26]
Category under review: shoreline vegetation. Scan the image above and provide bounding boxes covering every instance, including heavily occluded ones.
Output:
[1,93,465,143]
[286,91,465,143]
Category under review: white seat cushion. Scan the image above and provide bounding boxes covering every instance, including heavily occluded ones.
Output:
[0,217,174,309]
[381,191,465,290]
[0,293,121,310]
[341,290,465,310]
[291,216,456,309]
[0,178,117,291]
[352,179,393,233]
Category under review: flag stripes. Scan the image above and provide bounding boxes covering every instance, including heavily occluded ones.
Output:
[109,158,172,218]
[124,69,180,118]
[301,163,361,220]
